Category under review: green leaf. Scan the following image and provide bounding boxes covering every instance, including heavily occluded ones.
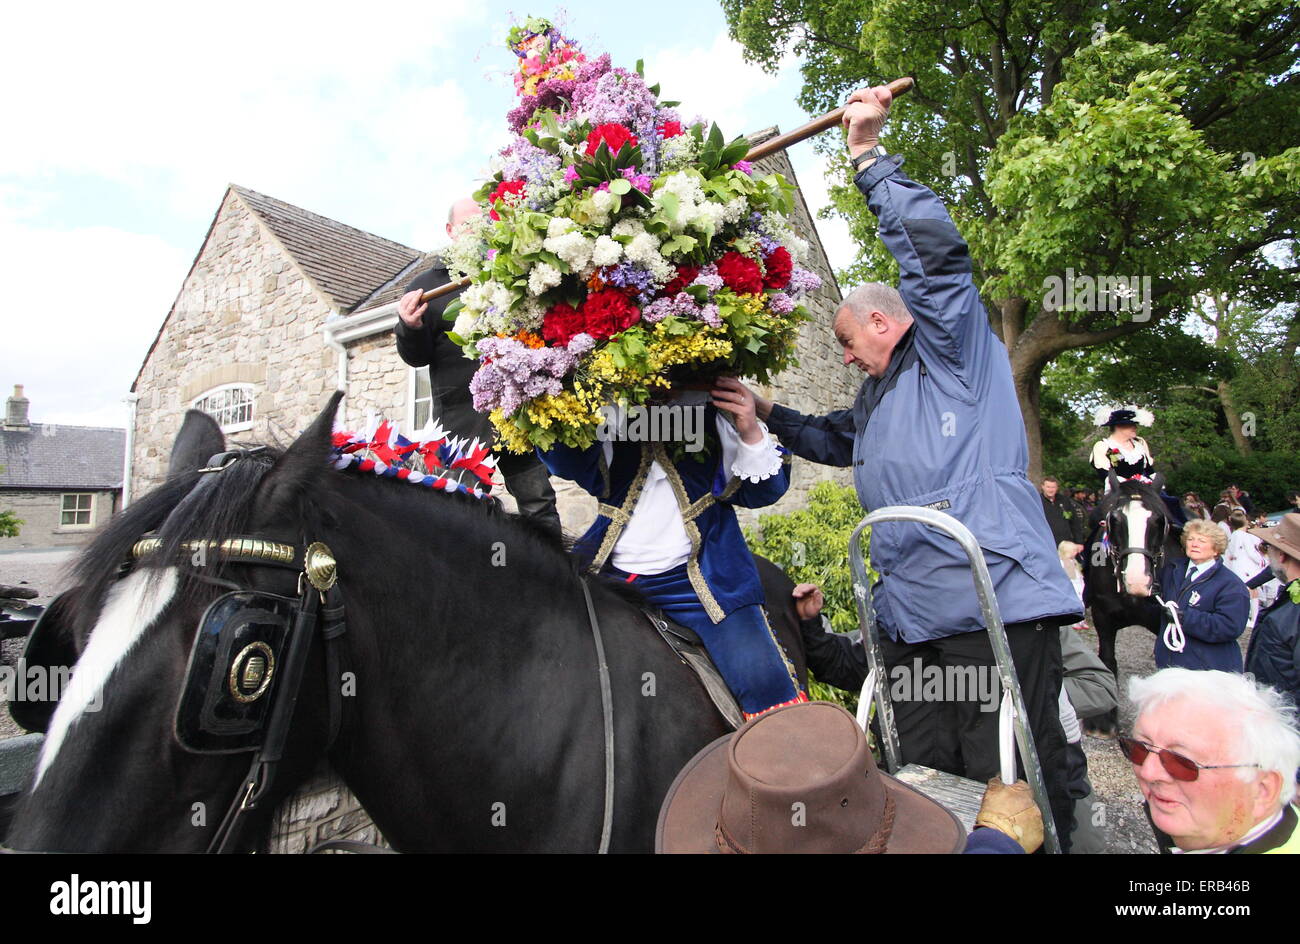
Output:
[608,178,631,195]
[658,190,680,220]
[442,298,464,322]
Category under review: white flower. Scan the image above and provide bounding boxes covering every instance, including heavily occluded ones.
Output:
[543,230,594,271]
[612,218,646,239]
[452,311,477,337]
[592,235,622,266]
[592,190,618,215]
[661,171,705,204]
[547,216,577,238]
[624,232,662,266]
[527,262,563,296]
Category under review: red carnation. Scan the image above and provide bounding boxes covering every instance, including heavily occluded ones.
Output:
[762,246,792,290]
[488,179,526,220]
[662,264,700,296]
[582,289,641,340]
[716,251,763,295]
[541,302,585,347]
[585,123,639,157]
[658,120,684,139]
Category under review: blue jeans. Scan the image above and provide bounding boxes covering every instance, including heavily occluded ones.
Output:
[608,563,804,716]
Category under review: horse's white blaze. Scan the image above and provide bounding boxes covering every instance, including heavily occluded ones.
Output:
[1121,500,1153,596]
[33,567,179,787]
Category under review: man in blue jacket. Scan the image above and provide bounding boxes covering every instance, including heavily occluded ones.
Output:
[1245,514,1300,704]
[736,84,1083,846]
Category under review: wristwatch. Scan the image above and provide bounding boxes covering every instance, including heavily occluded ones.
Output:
[850,144,888,173]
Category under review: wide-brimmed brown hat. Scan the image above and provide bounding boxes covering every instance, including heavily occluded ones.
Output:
[656,701,966,854]
[1249,514,1300,561]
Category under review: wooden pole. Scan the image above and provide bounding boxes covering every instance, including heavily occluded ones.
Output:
[418,77,914,304]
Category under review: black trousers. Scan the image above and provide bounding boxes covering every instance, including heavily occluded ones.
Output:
[878,620,1074,853]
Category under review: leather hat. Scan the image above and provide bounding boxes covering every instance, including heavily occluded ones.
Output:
[656,701,966,854]
[1249,513,1300,562]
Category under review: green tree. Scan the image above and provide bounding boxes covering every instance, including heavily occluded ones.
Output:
[723,0,1300,479]
[0,465,21,537]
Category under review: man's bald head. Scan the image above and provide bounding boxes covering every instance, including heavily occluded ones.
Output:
[447,197,482,237]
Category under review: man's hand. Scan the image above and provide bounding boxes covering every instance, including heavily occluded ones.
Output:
[792,583,824,622]
[975,776,1044,853]
[843,86,893,158]
[398,289,428,329]
[711,377,765,444]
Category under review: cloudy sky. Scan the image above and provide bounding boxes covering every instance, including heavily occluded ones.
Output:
[0,1,859,430]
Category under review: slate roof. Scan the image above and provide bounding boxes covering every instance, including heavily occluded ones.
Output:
[231,185,423,313]
[354,251,445,314]
[0,425,126,490]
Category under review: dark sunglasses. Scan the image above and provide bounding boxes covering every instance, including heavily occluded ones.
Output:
[1118,736,1260,782]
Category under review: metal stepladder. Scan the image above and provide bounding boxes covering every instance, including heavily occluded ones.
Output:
[848,506,1062,854]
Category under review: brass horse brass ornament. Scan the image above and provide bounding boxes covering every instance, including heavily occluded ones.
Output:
[303,541,338,591]
[229,641,275,703]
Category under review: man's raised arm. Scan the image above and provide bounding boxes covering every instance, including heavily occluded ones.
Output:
[845,86,993,384]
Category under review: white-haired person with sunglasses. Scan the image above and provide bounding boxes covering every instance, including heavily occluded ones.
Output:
[1123,668,1300,854]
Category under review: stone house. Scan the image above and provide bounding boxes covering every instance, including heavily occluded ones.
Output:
[0,386,125,549]
[128,131,857,534]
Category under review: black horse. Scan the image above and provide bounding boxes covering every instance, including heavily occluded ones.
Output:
[1080,472,1180,736]
[4,393,807,852]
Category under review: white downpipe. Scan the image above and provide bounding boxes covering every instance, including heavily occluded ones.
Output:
[121,392,139,508]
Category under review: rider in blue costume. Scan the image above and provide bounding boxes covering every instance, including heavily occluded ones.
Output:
[539,384,806,718]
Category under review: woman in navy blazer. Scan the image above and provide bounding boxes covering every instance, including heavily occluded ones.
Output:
[1152,519,1251,672]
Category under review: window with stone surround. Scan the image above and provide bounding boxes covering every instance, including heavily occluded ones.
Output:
[60,492,94,528]
[193,383,255,433]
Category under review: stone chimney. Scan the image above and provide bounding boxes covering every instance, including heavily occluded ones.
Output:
[5,384,30,430]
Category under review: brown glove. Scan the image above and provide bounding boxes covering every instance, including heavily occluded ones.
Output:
[975,776,1044,853]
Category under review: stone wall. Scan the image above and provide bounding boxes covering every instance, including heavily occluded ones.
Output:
[131,190,340,495]
[263,764,389,854]
[0,488,118,549]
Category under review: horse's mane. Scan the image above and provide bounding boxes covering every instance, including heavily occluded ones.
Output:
[67,437,640,637]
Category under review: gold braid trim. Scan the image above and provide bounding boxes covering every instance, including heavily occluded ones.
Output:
[589,447,654,574]
[653,443,726,623]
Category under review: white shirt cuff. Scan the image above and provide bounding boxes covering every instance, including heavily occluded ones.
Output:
[725,424,783,483]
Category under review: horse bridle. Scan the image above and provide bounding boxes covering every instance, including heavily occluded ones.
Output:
[1102,497,1170,595]
[136,449,352,854]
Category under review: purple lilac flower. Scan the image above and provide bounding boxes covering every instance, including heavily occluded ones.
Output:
[767,293,795,315]
[572,67,659,127]
[470,337,578,414]
[567,333,596,356]
[732,160,753,175]
[499,137,563,191]
[643,292,703,324]
[602,262,656,305]
[699,303,722,327]
[690,264,724,294]
[786,267,823,298]
[757,235,780,254]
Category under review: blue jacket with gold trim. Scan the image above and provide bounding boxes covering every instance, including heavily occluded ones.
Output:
[539,405,788,623]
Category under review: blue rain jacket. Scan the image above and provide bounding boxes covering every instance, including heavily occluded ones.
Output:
[765,157,1082,642]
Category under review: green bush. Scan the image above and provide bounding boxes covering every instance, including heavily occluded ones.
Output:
[746,480,874,711]
[0,508,21,539]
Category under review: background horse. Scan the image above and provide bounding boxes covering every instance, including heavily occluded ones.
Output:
[1080,472,1179,735]
[4,393,806,853]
